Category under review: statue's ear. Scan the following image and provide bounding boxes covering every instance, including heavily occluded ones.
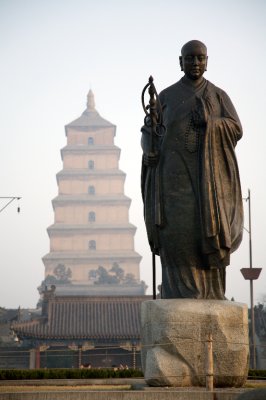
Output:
[205,56,208,71]
[179,56,183,71]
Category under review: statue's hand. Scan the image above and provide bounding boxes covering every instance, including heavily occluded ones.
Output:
[143,152,159,167]
[193,97,208,128]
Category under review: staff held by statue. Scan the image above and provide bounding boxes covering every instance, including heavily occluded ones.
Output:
[141,76,164,299]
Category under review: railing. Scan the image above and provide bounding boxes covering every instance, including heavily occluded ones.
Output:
[0,345,141,370]
[1,341,266,389]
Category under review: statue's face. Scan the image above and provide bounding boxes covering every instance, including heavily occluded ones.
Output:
[179,44,208,80]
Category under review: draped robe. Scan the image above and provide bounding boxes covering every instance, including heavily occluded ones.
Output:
[141,77,243,299]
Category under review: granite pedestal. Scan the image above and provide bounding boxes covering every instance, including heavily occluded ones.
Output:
[141,300,249,387]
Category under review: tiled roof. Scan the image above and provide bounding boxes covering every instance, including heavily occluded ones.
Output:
[12,296,151,340]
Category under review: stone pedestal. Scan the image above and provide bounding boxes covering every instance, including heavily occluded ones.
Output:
[141,299,249,387]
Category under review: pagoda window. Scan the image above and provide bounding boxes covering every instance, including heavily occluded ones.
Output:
[89,240,96,250]
[88,137,94,145]
[88,186,95,195]
[88,160,94,170]
[88,211,96,222]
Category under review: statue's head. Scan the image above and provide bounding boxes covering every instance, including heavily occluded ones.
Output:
[179,40,208,80]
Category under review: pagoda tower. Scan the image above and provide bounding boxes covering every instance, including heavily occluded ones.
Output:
[42,90,144,296]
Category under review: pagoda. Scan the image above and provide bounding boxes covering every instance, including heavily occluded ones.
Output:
[42,90,144,296]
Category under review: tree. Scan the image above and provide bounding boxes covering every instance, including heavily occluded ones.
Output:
[89,263,140,286]
[53,264,72,282]
[96,266,119,284]
[124,273,137,284]
[110,262,124,281]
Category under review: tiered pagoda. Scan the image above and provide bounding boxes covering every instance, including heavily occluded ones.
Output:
[42,90,144,296]
[10,91,148,370]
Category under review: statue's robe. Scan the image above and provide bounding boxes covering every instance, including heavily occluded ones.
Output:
[141,76,243,299]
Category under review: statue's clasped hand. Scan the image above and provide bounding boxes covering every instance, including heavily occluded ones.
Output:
[143,152,159,167]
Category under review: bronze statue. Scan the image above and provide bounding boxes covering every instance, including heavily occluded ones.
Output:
[141,40,243,299]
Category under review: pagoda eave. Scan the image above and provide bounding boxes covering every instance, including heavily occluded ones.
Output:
[52,195,131,207]
[47,224,137,236]
[56,169,126,180]
[42,251,142,263]
[61,145,121,156]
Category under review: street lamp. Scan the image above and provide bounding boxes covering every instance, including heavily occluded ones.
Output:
[240,189,262,369]
[0,197,21,213]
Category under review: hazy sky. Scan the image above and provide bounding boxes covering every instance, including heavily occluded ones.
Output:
[0,0,265,308]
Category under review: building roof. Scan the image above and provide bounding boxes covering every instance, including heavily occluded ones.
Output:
[65,90,115,130]
[12,296,151,341]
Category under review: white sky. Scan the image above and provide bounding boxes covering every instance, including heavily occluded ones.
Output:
[0,0,265,308]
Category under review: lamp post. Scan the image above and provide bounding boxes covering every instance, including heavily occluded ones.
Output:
[240,189,262,369]
[0,197,21,213]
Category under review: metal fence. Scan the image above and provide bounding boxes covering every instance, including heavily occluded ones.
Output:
[0,345,141,370]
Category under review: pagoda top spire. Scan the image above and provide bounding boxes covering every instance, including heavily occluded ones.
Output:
[87,89,95,111]
[65,88,115,130]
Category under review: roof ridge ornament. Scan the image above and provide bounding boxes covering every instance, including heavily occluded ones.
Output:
[87,89,95,111]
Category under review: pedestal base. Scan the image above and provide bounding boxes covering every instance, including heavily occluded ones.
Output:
[141,299,249,387]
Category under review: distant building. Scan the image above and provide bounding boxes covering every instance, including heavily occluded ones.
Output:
[9,91,149,369]
[11,292,150,369]
[0,307,39,369]
[0,307,19,346]
[41,90,145,296]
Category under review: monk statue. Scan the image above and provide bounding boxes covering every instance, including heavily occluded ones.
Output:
[141,40,243,299]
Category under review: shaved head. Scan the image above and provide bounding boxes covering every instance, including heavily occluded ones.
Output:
[181,40,207,56]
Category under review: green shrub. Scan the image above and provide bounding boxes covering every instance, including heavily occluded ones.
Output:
[248,369,266,379]
[0,368,144,380]
[2,368,266,380]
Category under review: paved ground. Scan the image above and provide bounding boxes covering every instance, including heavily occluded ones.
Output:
[0,378,265,400]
